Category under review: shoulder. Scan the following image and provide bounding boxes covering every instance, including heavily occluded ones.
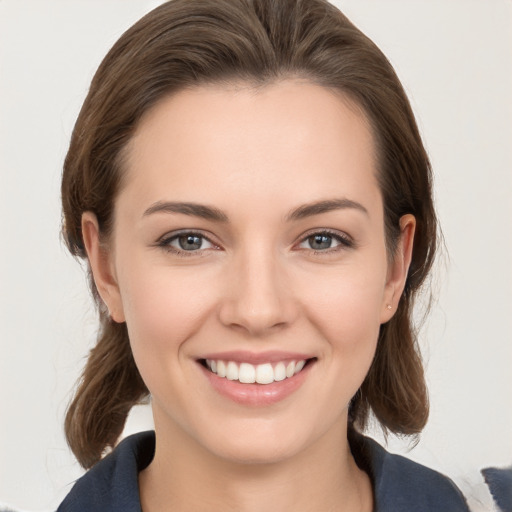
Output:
[482,465,512,511]
[350,432,470,512]
[57,431,155,512]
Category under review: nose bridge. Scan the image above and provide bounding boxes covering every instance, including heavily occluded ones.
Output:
[219,238,294,335]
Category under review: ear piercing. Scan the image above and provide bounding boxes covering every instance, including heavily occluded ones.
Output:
[386,304,392,310]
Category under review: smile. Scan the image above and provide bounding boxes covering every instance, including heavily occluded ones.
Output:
[198,353,316,405]
[204,359,307,385]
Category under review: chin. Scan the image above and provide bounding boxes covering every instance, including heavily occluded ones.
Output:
[210,437,302,466]
[195,418,325,466]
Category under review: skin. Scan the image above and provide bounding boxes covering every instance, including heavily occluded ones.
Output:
[83,80,415,512]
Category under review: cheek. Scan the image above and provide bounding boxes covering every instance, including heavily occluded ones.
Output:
[297,260,386,380]
[116,262,217,373]
[302,262,386,336]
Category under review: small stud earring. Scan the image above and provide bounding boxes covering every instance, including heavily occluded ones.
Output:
[386,304,392,310]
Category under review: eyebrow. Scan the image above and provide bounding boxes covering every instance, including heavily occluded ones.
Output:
[285,198,369,221]
[142,198,368,222]
[143,201,229,222]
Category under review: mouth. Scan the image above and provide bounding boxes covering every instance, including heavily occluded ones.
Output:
[198,357,317,385]
[196,351,317,405]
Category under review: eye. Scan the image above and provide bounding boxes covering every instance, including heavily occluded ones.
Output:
[297,230,353,252]
[173,233,213,251]
[157,231,216,255]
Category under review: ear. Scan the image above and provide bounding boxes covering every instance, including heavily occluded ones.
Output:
[380,214,416,323]
[81,212,125,323]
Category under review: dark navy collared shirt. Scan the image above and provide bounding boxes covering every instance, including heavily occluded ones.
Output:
[58,430,470,511]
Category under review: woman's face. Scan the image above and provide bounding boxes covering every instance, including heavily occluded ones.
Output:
[84,80,413,464]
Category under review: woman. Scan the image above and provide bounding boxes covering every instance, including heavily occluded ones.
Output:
[58,0,469,510]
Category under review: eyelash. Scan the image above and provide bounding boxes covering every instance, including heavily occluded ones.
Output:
[156,230,217,258]
[298,229,354,255]
[156,229,354,258]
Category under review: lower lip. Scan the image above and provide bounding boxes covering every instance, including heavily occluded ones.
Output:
[199,361,313,406]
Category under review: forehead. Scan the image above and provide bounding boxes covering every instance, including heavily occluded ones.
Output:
[119,80,381,220]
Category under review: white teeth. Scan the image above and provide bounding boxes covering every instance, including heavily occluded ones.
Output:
[239,362,256,383]
[274,362,286,381]
[226,361,239,380]
[217,360,226,378]
[205,359,308,384]
[256,363,274,384]
[285,361,295,378]
[294,360,306,374]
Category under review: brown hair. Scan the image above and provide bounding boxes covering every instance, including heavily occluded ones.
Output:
[62,0,435,469]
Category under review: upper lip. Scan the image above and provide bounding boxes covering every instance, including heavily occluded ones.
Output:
[198,350,315,365]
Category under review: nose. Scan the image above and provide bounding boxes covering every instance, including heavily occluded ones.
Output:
[218,244,297,336]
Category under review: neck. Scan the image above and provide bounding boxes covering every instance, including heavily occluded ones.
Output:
[139,416,373,512]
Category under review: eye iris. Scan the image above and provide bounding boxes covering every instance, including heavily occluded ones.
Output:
[178,234,202,250]
[309,234,332,250]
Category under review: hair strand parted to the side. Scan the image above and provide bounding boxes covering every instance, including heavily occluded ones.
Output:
[62,0,436,468]
[64,319,147,468]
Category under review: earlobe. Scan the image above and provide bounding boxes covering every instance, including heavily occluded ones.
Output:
[81,212,125,323]
[381,214,416,323]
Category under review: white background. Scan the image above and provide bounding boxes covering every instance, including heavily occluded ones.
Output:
[1,1,511,510]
